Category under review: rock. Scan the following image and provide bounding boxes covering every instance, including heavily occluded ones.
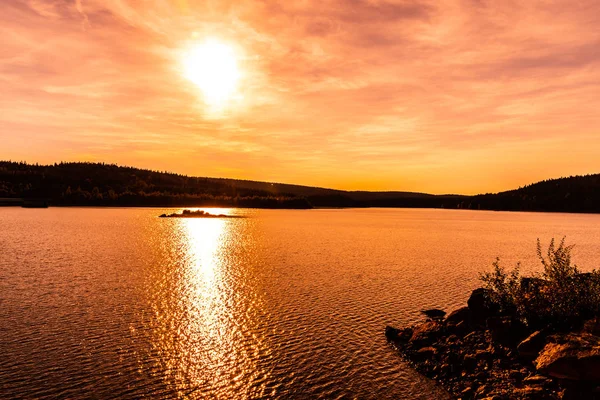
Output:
[440,362,451,375]
[475,349,493,362]
[460,386,475,400]
[449,320,472,337]
[409,321,442,347]
[421,308,446,320]
[467,288,499,322]
[447,349,462,372]
[513,386,548,398]
[523,374,552,386]
[446,306,471,325]
[463,354,477,371]
[535,333,600,381]
[475,385,488,396]
[475,371,489,381]
[583,317,600,336]
[385,326,400,340]
[487,316,526,345]
[561,385,600,400]
[414,346,437,360]
[460,386,475,399]
[385,326,412,342]
[509,370,524,381]
[518,330,549,360]
[486,316,510,342]
[446,334,459,343]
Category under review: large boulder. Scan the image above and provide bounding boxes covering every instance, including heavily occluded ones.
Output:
[518,330,549,361]
[446,306,471,325]
[535,333,600,381]
[467,288,499,322]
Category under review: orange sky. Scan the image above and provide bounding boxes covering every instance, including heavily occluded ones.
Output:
[1,0,600,194]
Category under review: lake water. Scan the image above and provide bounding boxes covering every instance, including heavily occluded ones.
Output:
[2,208,600,399]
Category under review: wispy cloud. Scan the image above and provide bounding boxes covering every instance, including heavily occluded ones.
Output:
[1,0,599,193]
[74,0,90,29]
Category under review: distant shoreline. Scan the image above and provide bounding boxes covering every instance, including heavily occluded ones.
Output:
[2,161,600,213]
[4,203,600,215]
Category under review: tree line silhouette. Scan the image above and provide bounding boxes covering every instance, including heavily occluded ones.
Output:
[0,162,311,208]
[1,161,599,212]
[467,175,600,213]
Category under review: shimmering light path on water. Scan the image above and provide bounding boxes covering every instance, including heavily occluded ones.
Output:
[2,208,600,399]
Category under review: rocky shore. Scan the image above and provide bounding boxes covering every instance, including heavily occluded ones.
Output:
[386,288,600,399]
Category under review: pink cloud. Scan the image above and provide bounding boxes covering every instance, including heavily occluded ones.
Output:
[0,0,599,194]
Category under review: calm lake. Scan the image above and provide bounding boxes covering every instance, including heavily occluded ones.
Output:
[2,208,600,399]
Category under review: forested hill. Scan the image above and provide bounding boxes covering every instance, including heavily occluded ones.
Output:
[468,174,600,213]
[0,161,598,212]
[0,161,461,208]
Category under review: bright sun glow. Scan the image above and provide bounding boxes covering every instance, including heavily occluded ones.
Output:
[183,39,241,107]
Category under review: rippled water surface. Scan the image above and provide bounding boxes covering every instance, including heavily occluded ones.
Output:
[2,208,600,399]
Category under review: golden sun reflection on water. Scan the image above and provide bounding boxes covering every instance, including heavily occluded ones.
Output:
[151,214,266,399]
[185,218,223,286]
[182,219,225,395]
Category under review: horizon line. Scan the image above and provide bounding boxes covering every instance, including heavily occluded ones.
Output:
[2,159,599,198]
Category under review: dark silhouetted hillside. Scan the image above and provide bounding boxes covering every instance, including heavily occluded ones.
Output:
[468,175,600,213]
[1,161,597,212]
[0,161,463,209]
[0,162,312,208]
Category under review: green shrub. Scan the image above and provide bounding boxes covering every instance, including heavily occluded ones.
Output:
[480,238,600,330]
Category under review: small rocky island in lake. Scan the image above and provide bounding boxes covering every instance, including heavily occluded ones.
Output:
[159,210,244,218]
[386,239,600,400]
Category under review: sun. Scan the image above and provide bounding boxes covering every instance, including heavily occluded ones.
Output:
[182,39,241,107]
